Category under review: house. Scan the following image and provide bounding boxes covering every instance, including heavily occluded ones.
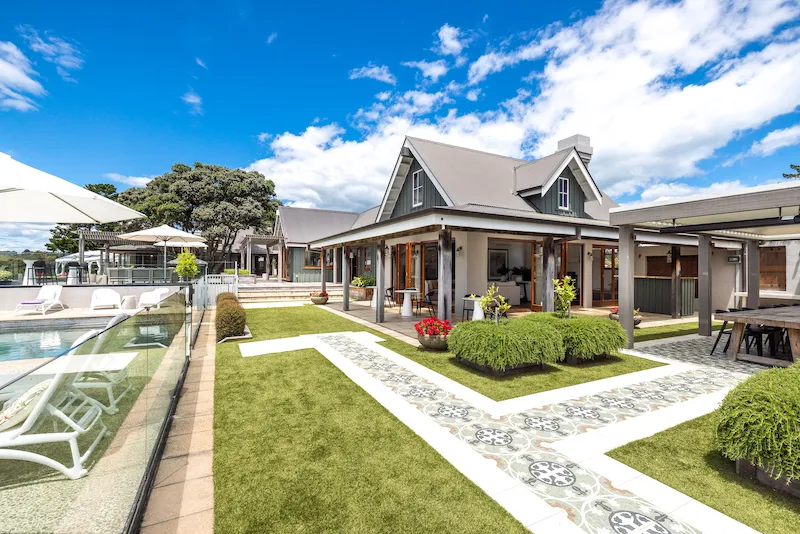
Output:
[303,134,756,320]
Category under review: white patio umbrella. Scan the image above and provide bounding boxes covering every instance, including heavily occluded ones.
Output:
[0,152,145,223]
[155,240,208,249]
[117,225,206,273]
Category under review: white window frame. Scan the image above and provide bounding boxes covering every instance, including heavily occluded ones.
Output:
[557,175,569,211]
[411,170,424,207]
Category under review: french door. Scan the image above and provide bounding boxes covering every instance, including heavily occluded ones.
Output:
[592,245,618,307]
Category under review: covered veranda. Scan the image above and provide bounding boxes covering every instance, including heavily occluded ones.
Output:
[610,181,800,364]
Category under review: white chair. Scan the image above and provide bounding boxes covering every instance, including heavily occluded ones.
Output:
[90,288,122,311]
[14,285,65,316]
[72,313,132,414]
[0,330,108,480]
[138,287,170,309]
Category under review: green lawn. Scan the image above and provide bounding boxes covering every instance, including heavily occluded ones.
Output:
[608,413,800,534]
[213,308,528,533]
[634,321,723,343]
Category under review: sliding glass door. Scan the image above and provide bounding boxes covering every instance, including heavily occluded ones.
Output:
[592,245,618,306]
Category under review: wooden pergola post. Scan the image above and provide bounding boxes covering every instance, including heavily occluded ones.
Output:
[376,241,385,323]
[320,247,327,293]
[542,237,555,312]
[342,247,351,311]
[618,225,636,348]
[746,240,760,309]
[671,244,682,318]
[698,235,713,336]
[437,229,452,321]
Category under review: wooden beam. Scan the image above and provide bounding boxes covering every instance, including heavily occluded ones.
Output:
[438,229,452,321]
[542,237,555,312]
[342,248,350,311]
[746,240,760,308]
[376,241,385,323]
[698,235,713,336]
[618,225,635,348]
[320,247,327,293]
[671,245,681,319]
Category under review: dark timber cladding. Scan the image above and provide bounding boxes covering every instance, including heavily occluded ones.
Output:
[390,159,446,218]
[437,229,452,321]
[526,167,586,218]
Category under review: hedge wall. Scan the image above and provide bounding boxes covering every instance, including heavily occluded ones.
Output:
[216,294,246,342]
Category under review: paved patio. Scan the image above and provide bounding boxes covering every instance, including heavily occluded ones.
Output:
[240,330,757,533]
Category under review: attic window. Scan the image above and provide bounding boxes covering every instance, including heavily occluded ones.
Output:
[412,170,423,207]
[558,175,569,210]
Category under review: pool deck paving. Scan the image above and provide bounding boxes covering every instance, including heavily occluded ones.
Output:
[140,311,216,534]
[239,326,760,534]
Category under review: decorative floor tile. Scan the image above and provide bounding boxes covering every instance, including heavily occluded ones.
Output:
[238,333,763,533]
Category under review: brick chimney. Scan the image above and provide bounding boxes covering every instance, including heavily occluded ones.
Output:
[557,134,593,166]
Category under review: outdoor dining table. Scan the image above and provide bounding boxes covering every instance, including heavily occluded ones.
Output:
[715,308,799,367]
[395,288,419,317]
[463,297,485,321]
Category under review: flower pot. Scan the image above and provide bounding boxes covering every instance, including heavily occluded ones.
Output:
[608,313,642,326]
[418,333,448,351]
[310,296,329,305]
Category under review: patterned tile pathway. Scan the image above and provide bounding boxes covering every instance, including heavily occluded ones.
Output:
[243,333,755,533]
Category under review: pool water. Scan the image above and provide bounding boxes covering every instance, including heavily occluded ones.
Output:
[0,328,89,362]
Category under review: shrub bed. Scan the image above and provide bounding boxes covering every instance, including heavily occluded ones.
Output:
[448,319,564,374]
[216,294,247,342]
[521,313,627,363]
[715,366,800,485]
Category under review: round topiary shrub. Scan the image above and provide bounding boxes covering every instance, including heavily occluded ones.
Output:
[216,292,238,306]
[715,366,800,482]
[216,301,246,342]
[520,313,627,362]
[448,319,564,374]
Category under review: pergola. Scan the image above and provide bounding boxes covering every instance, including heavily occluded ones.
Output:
[239,233,281,275]
[77,230,151,273]
[610,181,800,347]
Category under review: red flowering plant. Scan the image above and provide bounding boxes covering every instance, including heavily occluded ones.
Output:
[310,290,328,297]
[609,306,640,315]
[414,317,453,337]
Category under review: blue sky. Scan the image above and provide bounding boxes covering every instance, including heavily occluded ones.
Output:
[1,0,800,250]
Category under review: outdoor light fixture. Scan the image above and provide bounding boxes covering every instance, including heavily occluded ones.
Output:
[456,246,463,256]
[666,250,673,264]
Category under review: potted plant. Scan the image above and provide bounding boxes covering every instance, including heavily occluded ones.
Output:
[497,264,510,282]
[608,306,642,326]
[414,317,452,350]
[350,275,376,301]
[479,284,511,324]
[511,266,524,283]
[0,269,12,286]
[310,290,329,305]
[554,276,576,318]
[175,250,199,281]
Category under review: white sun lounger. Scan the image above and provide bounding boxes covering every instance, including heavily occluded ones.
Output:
[90,288,122,311]
[14,285,65,316]
[138,287,170,309]
[0,331,108,479]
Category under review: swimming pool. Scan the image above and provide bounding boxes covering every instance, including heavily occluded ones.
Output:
[0,328,89,362]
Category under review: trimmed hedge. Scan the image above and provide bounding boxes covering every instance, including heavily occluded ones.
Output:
[448,319,564,372]
[216,292,238,305]
[715,366,800,482]
[216,294,247,342]
[223,268,250,275]
[521,313,627,361]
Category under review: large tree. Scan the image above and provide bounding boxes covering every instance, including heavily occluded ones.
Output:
[784,164,800,179]
[45,183,121,254]
[118,163,279,267]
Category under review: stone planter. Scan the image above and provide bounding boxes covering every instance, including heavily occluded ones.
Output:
[310,296,329,305]
[737,459,800,499]
[418,334,448,351]
[609,313,642,326]
[350,287,373,302]
[455,355,543,376]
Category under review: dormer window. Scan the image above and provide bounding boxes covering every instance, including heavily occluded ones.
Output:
[558,175,569,210]
[412,170,423,207]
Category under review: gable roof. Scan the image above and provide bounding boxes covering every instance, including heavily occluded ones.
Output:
[377,136,605,222]
[277,205,361,244]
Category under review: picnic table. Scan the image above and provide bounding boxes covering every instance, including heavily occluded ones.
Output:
[715,308,799,367]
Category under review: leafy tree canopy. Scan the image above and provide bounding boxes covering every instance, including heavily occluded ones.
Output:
[45,183,121,254]
[784,164,800,179]
[118,163,279,264]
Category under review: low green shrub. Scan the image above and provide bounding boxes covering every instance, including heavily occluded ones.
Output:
[715,366,800,482]
[351,275,377,287]
[216,299,246,342]
[448,319,564,371]
[223,268,250,275]
[521,313,627,360]
[216,292,238,305]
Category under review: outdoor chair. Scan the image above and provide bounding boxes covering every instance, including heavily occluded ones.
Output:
[14,285,65,316]
[139,287,170,309]
[424,291,437,317]
[90,288,122,311]
[384,287,395,308]
[72,313,132,414]
[0,330,108,480]
[710,309,732,355]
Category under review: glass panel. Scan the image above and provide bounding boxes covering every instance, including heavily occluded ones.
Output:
[566,244,582,304]
[592,248,602,302]
[411,245,422,290]
[424,244,438,281]
[0,287,189,532]
[612,250,619,301]
[397,246,407,290]
[603,248,613,300]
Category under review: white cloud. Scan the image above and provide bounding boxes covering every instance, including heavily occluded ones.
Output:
[0,41,44,111]
[248,0,800,209]
[482,14,489,24]
[375,91,392,101]
[181,90,203,115]
[285,200,315,208]
[104,172,154,188]
[17,25,83,82]
[266,32,278,45]
[402,59,449,82]
[749,123,800,156]
[349,63,396,85]
[195,57,207,69]
[632,179,749,205]
[465,88,481,101]
[257,132,272,143]
[436,23,468,57]
[0,222,54,251]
